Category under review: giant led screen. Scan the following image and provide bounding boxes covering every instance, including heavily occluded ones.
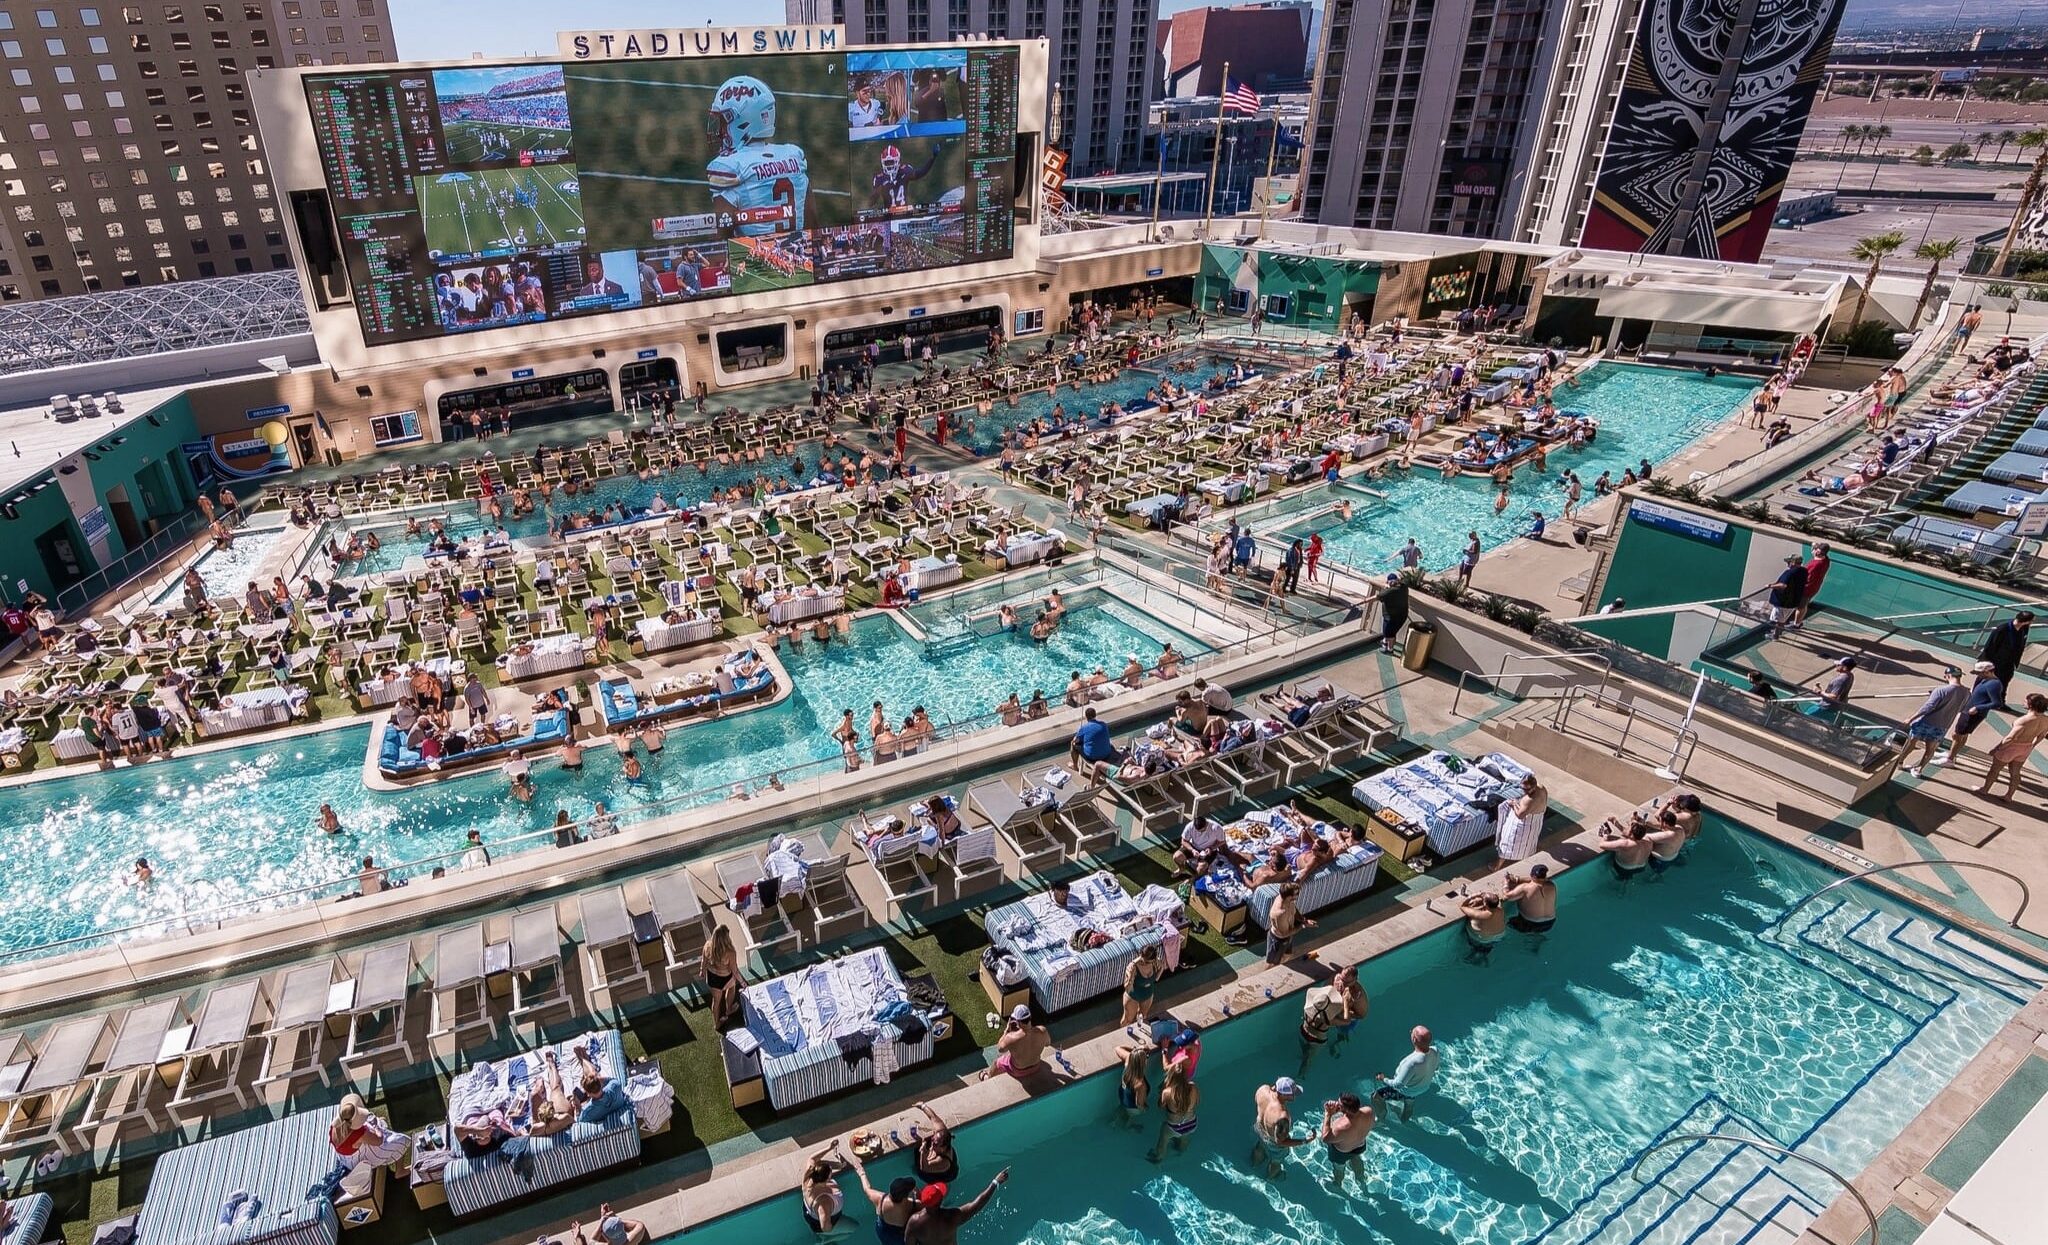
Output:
[301,47,1021,345]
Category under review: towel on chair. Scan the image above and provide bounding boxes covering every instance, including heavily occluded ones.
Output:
[871,1037,899,1085]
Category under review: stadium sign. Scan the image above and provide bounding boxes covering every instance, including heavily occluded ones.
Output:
[558,26,844,60]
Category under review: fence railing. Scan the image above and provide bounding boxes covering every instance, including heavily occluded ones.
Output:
[53,508,226,616]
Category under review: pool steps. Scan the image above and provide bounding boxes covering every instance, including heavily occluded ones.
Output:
[1531,901,2041,1244]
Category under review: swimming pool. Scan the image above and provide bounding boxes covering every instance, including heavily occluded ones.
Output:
[666,824,2041,1244]
[956,353,1234,457]
[149,515,296,604]
[1254,363,1754,575]
[322,445,827,576]
[0,589,1203,959]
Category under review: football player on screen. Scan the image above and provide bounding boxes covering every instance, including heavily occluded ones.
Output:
[706,75,813,239]
[866,141,949,215]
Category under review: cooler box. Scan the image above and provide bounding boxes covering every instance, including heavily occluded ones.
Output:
[1366,810,1429,863]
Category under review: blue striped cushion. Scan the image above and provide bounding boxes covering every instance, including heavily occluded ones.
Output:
[135,1111,340,1245]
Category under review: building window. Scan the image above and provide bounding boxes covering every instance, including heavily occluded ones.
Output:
[204,3,223,18]
[104,89,122,106]
[321,0,339,14]
[289,26,305,43]
[81,7,102,23]
[89,35,107,51]
[325,25,342,42]
[52,65,72,82]
[0,41,20,59]
[35,11,58,28]
[196,261,215,276]
[7,69,25,86]
[62,92,81,110]
[170,31,189,49]
[164,6,184,21]
[17,95,38,113]
[40,280,61,296]
[71,119,90,136]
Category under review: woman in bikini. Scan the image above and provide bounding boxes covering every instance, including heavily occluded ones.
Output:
[702,924,742,1030]
[1121,944,1163,1025]
[1147,1059,1200,1163]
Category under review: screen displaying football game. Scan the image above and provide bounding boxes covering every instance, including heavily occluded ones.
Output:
[301,47,1021,345]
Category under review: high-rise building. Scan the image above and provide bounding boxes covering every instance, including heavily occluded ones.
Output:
[0,0,395,304]
[1519,0,1849,263]
[1302,0,1562,238]
[1155,2,1311,98]
[793,0,1154,175]
[1306,0,1847,263]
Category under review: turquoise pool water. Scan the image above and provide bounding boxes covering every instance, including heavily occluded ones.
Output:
[668,825,2038,1244]
[957,353,1232,456]
[1260,363,1755,575]
[150,518,295,604]
[326,445,826,576]
[0,594,1201,958]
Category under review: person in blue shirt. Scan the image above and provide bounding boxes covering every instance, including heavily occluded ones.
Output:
[1233,532,1258,574]
[1069,706,1124,779]
[1938,660,2006,769]
[1524,510,1546,541]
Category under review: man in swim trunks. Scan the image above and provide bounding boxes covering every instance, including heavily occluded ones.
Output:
[1594,816,1657,878]
[1457,890,1506,958]
[1372,1026,1441,1120]
[1502,864,1558,932]
[979,1005,1051,1082]
[1298,964,1367,1074]
[1248,1077,1309,1177]
[1318,1092,1375,1191]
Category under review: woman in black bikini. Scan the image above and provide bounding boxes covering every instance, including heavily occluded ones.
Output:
[702,925,741,1030]
[911,1102,959,1183]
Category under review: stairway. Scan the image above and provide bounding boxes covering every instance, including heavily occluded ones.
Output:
[1528,898,2044,1245]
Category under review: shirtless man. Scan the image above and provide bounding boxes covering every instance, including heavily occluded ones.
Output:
[1248,1077,1309,1177]
[903,1168,1009,1245]
[1593,816,1658,879]
[979,1005,1051,1081]
[1457,890,1507,959]
[1502,864,1558,932]
[1265,882,1315,965]
[1319,1092,1376,1191]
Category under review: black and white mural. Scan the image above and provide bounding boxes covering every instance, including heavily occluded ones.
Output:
[1582,0,1847,263]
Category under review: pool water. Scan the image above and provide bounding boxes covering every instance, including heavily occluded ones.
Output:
[0,594,1201,958]
[1262,363,1754,575]
[957,353,1232,456]
[325,445,826,576]
[150,519,295,604]
[667,826,2040,1245]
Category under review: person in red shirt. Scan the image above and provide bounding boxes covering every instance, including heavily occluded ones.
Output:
[1795,542,1831,627]
[1319,448,1343,482]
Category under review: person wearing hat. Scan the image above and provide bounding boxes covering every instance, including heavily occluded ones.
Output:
[903,1166,1009,1245]
[843,1147,918,1245]
[328,1092,409,1169]
[1794,542,1831,626]
[568,1204,646,1245]
[978,1004,1051,1082]
[1371,1026,1442,1120]
[1760,553,1808,639]
[1249,1077,1309,1177]
[1814,657,1857,715]
[1940,661,2007,770]
[1903,666,1968,777]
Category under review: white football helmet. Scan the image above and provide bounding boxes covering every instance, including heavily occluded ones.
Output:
[882,145,902,176]
[708,75,778,156]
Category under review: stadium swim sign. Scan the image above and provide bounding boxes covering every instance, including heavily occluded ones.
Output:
[558,26,844,60]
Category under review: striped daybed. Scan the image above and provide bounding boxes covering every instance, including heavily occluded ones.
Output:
[135,1110,340,1245]
[722,947,938,1111]
[984,873,1168,1013]
[440,1029,640,1218]
[2,1194,52,1245]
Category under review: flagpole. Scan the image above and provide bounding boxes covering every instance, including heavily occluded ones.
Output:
[1203,60,1230,238]
[1150,113,1167,242]
[1257,99,1282,240]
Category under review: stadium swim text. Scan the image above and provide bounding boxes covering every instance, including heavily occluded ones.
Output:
[559,26,844,60]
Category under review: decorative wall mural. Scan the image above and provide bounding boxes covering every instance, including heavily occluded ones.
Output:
[1582,0,1848,264]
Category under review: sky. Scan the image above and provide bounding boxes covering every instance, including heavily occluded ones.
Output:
[391,0,1242,60]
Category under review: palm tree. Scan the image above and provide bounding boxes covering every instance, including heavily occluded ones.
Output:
[1835,124,1856,156]
[1997,129,2020,162]
[1873,124,1894,156]
[1846,123,1870,156]
[1847,230,1907,330]
[1910,238,1963,328]
[1995,131,2048,274]
[1977,130,1996,159]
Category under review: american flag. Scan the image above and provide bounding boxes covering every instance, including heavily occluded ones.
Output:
[1223,78,1261,116]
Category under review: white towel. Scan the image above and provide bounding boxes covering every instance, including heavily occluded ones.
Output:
[872,1037,899,1085]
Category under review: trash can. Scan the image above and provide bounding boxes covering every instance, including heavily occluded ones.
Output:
[1402,620,1436,672]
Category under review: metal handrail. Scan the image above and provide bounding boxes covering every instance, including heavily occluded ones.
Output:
[1783,861,2031,928]
[1451,649,1612,717]
[1629,1135,1879,1245]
